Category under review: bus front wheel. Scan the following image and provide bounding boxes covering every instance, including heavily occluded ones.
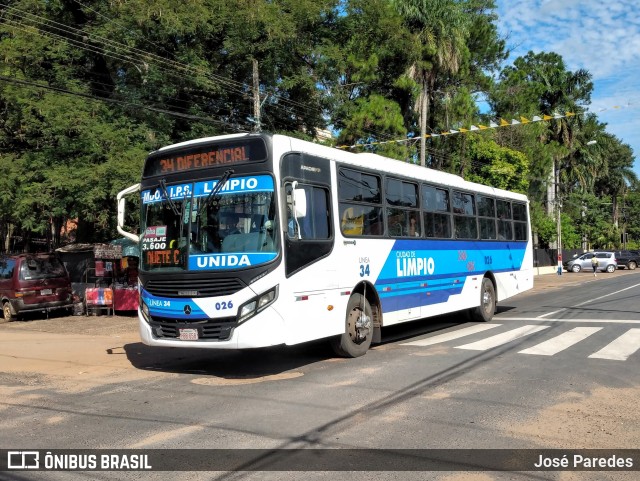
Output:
[469,278,496,322]
[330,293,373,358]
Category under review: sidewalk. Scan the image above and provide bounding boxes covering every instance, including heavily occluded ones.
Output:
[531,265,640,292]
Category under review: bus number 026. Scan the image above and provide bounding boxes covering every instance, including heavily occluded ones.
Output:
[215,301,234,310]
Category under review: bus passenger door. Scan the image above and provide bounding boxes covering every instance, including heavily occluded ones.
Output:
[281,153,337,343]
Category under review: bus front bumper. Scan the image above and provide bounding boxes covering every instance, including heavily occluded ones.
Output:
[138,306,287,349]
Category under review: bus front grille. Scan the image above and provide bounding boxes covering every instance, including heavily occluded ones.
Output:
[144,278,245,298]
[150,316,237,341]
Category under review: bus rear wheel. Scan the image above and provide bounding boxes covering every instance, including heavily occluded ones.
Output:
[330,293,373,358]
[469,278,496,322]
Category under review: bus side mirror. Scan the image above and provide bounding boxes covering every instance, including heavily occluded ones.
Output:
[293,188,307,218]
[289,181,307,218]
[117,183,141,243]
[288,181,307,240]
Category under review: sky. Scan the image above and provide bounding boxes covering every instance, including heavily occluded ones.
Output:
[493,0,640,177]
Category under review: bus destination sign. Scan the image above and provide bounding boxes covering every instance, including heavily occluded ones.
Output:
[143,138,267,177]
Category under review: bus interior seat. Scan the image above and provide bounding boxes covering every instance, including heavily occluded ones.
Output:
[341,207,363,235]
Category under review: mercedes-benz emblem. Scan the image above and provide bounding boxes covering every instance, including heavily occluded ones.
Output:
[183,305,192,315]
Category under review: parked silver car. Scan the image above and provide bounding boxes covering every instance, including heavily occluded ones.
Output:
[564,252,617,273]
[564,251,618,272]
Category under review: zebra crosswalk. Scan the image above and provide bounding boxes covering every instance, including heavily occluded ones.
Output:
[588,328,640,361]
[400,323,640,361]
[456,325,549,351]
[519,327,602,356]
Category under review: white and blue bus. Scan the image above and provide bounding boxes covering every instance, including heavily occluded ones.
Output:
[117,133,533,357]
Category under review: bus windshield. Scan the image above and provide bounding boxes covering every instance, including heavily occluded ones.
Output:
[140,174,279,272]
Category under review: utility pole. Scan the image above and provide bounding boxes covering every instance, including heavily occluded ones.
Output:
[555,158,563,275]
[252,58,261,132]
[419,81,428,167]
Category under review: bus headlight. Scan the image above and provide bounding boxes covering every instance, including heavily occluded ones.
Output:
[237,286,278,324]
[238,300,257,323]
[258,289,277,309]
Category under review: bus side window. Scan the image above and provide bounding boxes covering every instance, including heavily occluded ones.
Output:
[422,184,452,238]
[452,191,477,239]
[341,207,363,235]
[512,202,528,241]
[496,199,513,240]
[339,204,383,236]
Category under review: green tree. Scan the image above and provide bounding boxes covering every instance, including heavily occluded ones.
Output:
[318,0,414,151]
[392,0,470,166]
[338,94,409,159]
[491,52,594,197]
[621,191,640,248]
[464,135,529,192]
[0,0,157,247]
[593,134,637,226]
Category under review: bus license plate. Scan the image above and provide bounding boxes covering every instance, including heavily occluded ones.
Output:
[179,328,199,341]
[40,289,53,295]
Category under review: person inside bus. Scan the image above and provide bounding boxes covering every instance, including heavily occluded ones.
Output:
[409,214,420,237]
[387,209,404,236]
[221,213,243,236]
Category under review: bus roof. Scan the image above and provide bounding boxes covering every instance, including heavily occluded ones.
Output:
[151,132,528,203]
[283,135,529,203]
[154,133,253,153]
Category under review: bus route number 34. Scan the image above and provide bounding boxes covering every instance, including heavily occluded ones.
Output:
[359,260,370,277]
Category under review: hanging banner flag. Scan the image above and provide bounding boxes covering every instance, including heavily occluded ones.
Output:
[335,106,613,150]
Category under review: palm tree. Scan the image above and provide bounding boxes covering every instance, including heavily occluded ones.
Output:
[392,0,470,166]
[559,115,606,196]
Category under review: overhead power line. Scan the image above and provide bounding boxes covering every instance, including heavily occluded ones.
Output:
[0,1,399,143]
[0,74,251,130]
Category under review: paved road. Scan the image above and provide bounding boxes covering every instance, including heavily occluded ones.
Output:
[1,270,639,480]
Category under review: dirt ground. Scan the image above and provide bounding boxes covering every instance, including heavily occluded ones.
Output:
[0,310,157,394]
[1,309,139,336]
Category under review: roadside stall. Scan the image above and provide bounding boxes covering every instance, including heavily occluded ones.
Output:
[108,239,140,313]
[57,242,139,315]
[84,244,118,315]
[112,258,139,312]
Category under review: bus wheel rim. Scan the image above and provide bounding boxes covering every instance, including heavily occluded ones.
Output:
[482,285,493,314]
[348,307,371,344]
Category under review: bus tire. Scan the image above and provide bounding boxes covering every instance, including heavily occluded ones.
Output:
[469,277,496,322]
[330,293,373,358]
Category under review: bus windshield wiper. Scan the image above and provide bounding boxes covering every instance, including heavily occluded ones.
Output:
[159,179,182,218]
[198,169,234,218]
